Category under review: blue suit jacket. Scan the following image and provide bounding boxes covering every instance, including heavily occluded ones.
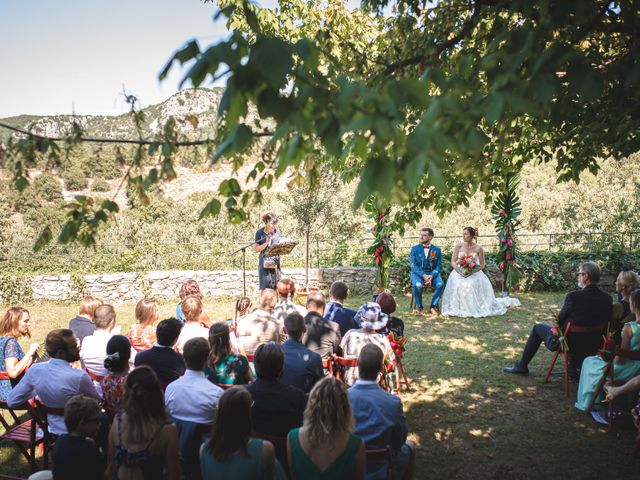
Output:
[349,382,408,479]
[410,244,442,278]
[281,339,324,394]
[325,302,359,337]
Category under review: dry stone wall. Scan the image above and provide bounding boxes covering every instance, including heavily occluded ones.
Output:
[25,267,389,304]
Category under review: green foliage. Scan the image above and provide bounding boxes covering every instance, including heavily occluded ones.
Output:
[365,201,394,291]
[61,166,88,190]
[0,276,33,304]
[491,173,522,291]
[33,174,63,202]
[91,178,111,192]
[68,273,88,301]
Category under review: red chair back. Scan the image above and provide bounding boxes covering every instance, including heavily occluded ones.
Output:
[333,356,358,382]
[85,368,104,383]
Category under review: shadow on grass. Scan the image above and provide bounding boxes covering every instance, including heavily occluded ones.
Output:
[347,292,640,480]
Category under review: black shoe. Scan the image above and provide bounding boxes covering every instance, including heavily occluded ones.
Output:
[503,363,529,375]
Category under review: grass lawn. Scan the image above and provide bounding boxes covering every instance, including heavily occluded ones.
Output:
[2,292,640,478]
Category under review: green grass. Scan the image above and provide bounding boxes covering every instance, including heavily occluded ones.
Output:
[2,293,640,478]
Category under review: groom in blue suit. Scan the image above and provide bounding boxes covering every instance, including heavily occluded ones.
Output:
[410,227,444,316]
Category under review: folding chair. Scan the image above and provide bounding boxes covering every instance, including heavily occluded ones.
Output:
[321,356,334,376]
[543,322,608,398]
[333,355,358,384]
[365,447,393,480]
[33,400,65,469]
[0,399,46,472]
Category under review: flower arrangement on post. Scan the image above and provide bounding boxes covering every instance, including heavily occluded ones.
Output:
[365,200,394,293]
[491,173,522,294]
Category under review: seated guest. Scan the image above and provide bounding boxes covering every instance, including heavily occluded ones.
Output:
[68,296,103,343]
[610,270,640,344]
[341,303,395,386]
[176,295,210,353]
[128,298,158,352]
[200,387,283,479]
[81,304,117,381]
[288,376,365,480]
[273,279,307,325]
[0,307,39,401]
[504,262,613,375]
[207,322,253,385]
[376,292,405,337]
[53,395,105,480]
[134,318,186,385]
[576,288,640,416]
[246,342,306,437]
[166,338,223,425]
[176,279,211,327]
[281,313,323,393]
[232,296,252,330]
[303,291,341,358]
[236,289,283,355]
[349,345,415,480]
[324,281,358,337]
[101,335,131,414]
[106,366,180,480]
[8,329,100,435]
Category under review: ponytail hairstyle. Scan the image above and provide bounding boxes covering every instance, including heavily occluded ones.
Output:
[103,335,131,374]
[235,297,252,320]
[463,226,478,241]
[261,212,278,225]
[123,366,167,444]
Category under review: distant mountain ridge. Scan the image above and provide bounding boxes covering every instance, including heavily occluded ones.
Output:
[0,87,232,141]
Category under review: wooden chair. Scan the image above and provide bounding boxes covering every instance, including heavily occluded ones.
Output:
[333,356,357,383]
[586,347,640,431]
[214,383,248,390]
[544,322,608,398]
[33,400,65,469]
[365,447,393,480]
[0,398,46,472]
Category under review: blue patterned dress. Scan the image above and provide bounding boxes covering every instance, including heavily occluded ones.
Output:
[0,337,25,401]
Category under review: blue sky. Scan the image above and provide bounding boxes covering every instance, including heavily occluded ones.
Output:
[0,0,232,117]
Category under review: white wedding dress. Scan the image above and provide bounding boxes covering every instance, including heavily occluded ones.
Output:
[441,252,519,318]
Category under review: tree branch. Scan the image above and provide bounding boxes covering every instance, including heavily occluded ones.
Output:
[383,0,482,76]
[0,122,273,146]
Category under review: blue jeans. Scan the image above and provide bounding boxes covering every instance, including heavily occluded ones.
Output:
[411,273,444,309]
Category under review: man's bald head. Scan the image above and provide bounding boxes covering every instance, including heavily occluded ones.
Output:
[306,291,325,315]
[358,344,384,381]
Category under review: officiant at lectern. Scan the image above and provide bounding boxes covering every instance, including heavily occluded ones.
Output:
[254,212,281,290]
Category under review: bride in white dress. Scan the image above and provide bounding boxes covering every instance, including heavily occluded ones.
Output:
[441,227,511,318]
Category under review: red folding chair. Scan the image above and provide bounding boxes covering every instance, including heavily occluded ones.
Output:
[333,356,358,383]
[0,398,47,473]
[543,322,608,398]
[322,356,334,376]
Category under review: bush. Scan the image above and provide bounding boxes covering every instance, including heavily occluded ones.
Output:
[91,178,110,192]
[61,166,88,190]
[33,174,63,202]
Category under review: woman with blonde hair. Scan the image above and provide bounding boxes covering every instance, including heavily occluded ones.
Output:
[176,279,211,327]
[106,366,179,480]
[128,298,158,352]
[287,376,365,479]
[175,295,210,353]
[0,307,39,400]
[611,269,640,344]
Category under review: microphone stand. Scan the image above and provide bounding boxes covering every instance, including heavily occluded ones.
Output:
[229,241,256,297]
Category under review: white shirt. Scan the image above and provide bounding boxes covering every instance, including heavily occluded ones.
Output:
[423,244,431,260]
[81,330,113,377]
[7,358,100,435]
[164,370,223,424]
[175,322,209,354]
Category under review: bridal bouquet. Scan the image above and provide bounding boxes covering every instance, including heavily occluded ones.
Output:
[456,254,478,275]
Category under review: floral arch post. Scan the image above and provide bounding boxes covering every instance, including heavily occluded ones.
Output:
[491,173,522,295]
[366,201,394,293]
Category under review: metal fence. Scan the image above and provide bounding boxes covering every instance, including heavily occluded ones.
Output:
[1,230,639,274]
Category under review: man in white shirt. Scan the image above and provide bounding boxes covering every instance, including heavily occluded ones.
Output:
[8,329,100,435]
[80,304,117,378]
[165,337,223,425]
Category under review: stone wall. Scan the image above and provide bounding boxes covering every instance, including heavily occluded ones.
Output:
[25,267,388,304]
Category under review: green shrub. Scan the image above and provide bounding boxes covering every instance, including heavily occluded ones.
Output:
[33,174,63,202]
[62,166,88,190]
[91,178,110,192]
[0,276,33,304]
